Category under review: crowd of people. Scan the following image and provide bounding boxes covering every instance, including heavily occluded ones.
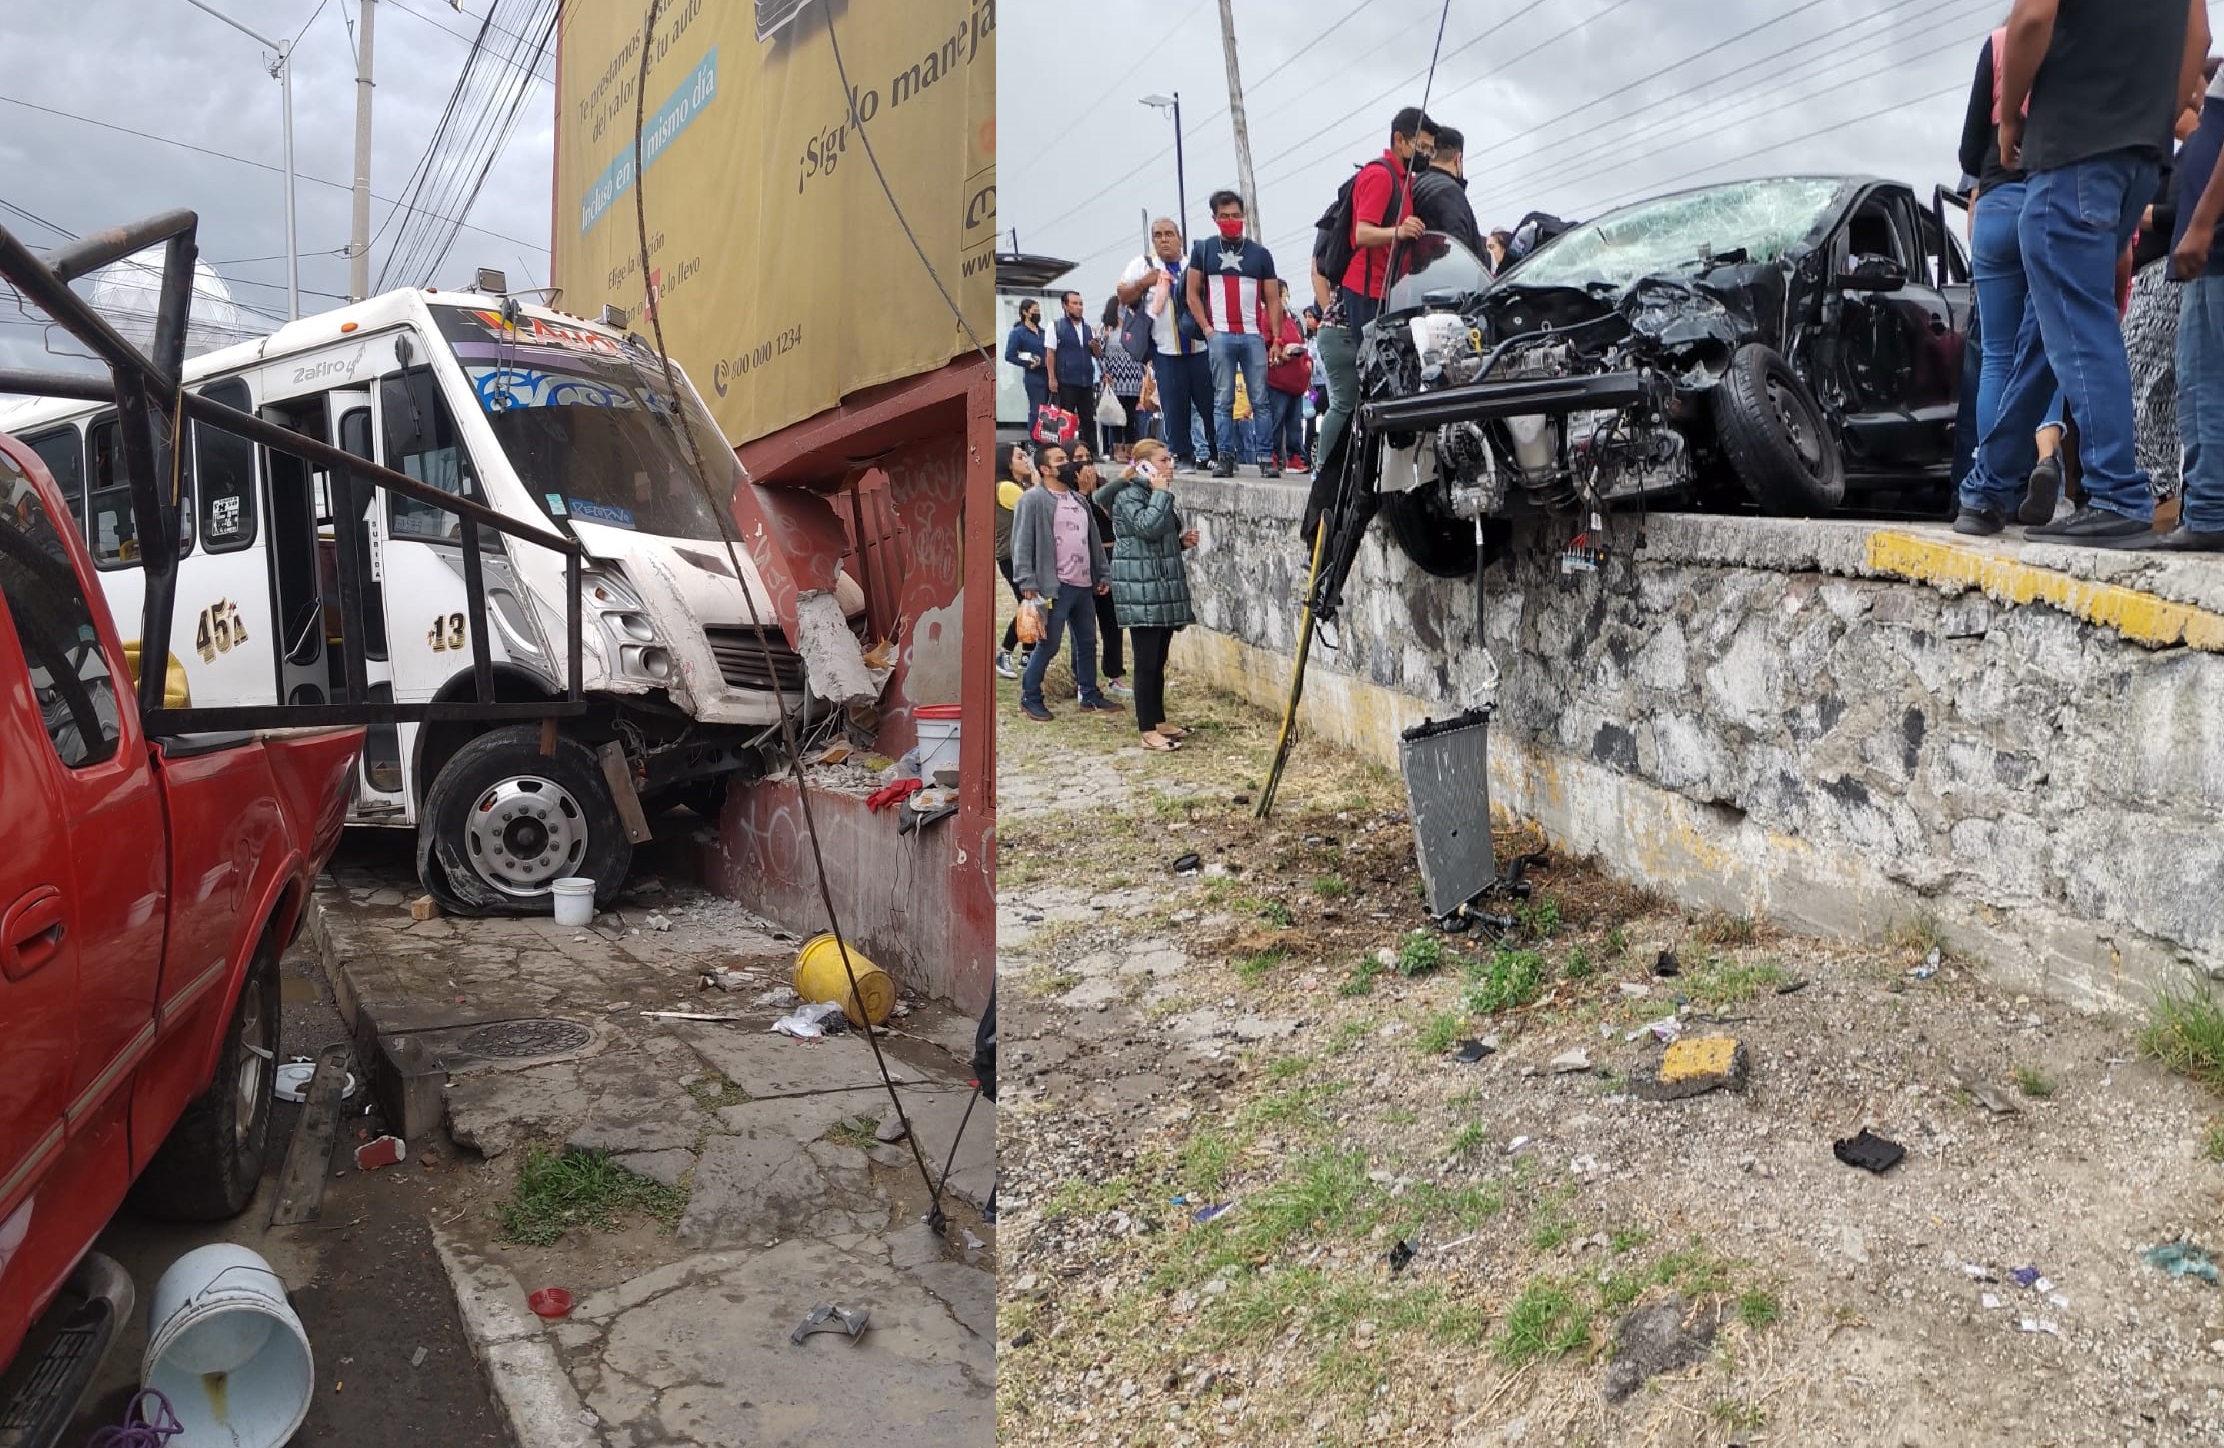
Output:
[1952,0,2220,551]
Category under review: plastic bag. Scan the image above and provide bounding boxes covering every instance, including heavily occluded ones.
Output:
[1096,390,1127,427]
[1015,599,1046,644]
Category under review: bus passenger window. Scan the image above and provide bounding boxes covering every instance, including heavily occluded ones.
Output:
[86,420,139,568]
[380,367,483,542]
[196,379,258,552]
[26,428,86,531]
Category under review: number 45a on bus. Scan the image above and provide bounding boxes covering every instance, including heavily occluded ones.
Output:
[194,598,249,661]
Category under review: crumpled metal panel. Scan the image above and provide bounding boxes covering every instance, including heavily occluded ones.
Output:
[1399,708,1497,918]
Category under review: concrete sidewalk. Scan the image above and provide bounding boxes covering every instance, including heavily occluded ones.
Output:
[310,856,994,1447]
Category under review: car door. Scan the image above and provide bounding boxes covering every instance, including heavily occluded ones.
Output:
[0,444,84,1304]
[1832,187,1960,471]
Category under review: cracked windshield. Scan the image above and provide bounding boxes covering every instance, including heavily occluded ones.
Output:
[1510,177,1844,289]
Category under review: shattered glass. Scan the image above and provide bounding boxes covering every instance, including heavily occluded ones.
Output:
[1385,232,1493,315]
[1509,178,1844,291]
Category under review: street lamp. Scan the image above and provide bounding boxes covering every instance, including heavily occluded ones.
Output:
[1140,93,1187,246]
[181,0,299,319]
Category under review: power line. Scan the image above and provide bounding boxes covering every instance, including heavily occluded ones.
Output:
[385,0,557,86]
[0,91,550,256]
[1008,0,1216,176]
[406,1,560,286]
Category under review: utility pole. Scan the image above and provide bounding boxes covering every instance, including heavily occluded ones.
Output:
[1216,0,1260,236]
[350,0,378,301]
[182,0,298,319]
[1140,93,1187,242]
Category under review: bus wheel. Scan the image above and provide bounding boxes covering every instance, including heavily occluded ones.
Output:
[416,725,631,917]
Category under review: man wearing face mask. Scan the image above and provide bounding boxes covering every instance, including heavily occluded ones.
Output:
[1011,443,1121,722]
[1185,190,1286,479]
[1410,125,1484,258]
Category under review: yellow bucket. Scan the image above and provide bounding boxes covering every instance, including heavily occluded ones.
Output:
[793,934,896,1029]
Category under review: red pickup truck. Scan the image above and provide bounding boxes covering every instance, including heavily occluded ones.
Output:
[0,429,360,1440]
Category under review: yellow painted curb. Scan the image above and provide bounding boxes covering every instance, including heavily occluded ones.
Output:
[1865,531,2224,653]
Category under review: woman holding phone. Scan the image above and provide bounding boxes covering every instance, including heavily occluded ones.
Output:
[1099,439,1199,751]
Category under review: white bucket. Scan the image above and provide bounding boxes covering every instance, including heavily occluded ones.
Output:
[915,706,961,779]
[142,1244,313,1448]
[550,876,596,926]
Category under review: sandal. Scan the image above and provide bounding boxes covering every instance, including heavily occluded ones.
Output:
[1157,726,1191,742]
[1140,730,1183,752]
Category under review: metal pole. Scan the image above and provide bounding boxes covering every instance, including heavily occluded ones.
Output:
[350,0,377,301]
[1215,1,1260,235]
[1172,91,1188,245]
[179,0,298,318]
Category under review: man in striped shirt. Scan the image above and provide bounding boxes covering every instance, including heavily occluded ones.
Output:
[1185,190,1288,478]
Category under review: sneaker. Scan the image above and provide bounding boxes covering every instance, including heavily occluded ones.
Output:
[2019,455,2063,526]
[2027,504,2157,548]
[1021,703,1055,722]
[994,651,1017,679]
[1260,459,1283,478]
[2156,523,2224,551]
[1952,505,2005,537]
[1078,696,1125,713]
[1104,679,1135,699]
[1210,456,1236,479]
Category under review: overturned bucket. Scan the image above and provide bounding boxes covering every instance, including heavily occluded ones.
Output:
[793,934,896,1029]
[142,1244,313,1448]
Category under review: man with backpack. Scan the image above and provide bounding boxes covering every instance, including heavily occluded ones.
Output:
[1118,218,1217,473]
[1185,190,1287,478]
[1312,107,1435,474]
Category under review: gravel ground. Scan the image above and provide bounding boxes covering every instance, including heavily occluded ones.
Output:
[994,663,2224,1448]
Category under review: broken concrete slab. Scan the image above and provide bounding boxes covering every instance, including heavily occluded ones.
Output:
[1634,1035,1750,1101]
[1601,1295,1723,1404]
[680,1130,888,1246]
[614,1148,697,1189]
[716,1094,866,1144]
[902,1090,996,1211]
[907,1259,995,1340]
[667,1020,920,1098]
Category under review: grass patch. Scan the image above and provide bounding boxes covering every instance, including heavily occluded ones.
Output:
[1608,1225,1651,1255]
[1497,1278,1592,1363]
[498,1147,686,1246]
[1449,1121,1489,1158]
[1236,945,1292,984]
[1418,1009,1466,1056]
[1605,924,1630,961]
[825,1116,879,1151]
[1257,899,1295,928]
[1340,956,1386,997]
[1465,948,1550,1015]
[1042,1174,1140,1221]
[2141,992,2224,1091]
[1886,911,1947,956]
[2013,1065,2056,1099]
[1526,1191,1577,1252]
[1694,910,1759,947]
[1597,1243,1731,1311]
[1736,1288,1783,1331]
[2205,1120,2224,1163]
[1312,875,1352,900]
[1396,931,1448,978]
[1684,954,1789,1008]
[1180,1129,1237,1200]
[1562,946,1595,980]
[686,1076,749,1111]
[1516,896,1563,940]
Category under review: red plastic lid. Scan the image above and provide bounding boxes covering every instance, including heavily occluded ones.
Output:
[915,704,961,720]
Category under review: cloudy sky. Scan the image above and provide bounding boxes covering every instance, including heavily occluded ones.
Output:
[0,0,556,375]
[1001,0,2219,303]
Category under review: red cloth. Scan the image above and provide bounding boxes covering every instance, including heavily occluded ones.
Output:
[1340,152,1414,299]
[1267,313,1311,395]
[865,777,926,812]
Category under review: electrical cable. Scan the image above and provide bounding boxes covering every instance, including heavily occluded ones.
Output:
[386,0,558,85]
[625,0,955,1228]
[410,2,559,286]
[1008,0,1216,177]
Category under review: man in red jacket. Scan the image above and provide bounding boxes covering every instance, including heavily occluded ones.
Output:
[1314,106,1434,470]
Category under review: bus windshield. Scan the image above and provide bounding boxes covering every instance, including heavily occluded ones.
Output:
[433,306,742,541]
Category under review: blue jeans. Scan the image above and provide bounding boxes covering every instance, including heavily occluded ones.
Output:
[1963,151,2159,519]
[1208,331,1270,464]
[1018,582,1102,712]
[1967,182,2066,487]
[1263,387,1305,461]
[1149,349,1214,465]
[2177,276,2224,533]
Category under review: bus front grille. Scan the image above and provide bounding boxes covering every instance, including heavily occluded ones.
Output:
[702,627,808,693]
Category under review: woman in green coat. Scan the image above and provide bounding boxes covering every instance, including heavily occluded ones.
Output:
[1099,439,1198,751]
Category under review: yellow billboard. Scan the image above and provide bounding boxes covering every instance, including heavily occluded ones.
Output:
[553,0,996,447]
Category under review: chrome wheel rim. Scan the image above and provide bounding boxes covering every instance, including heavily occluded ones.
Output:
[464,776,589,896]
[236,985,269,1151]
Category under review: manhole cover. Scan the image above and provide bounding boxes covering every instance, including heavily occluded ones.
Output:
[459,1019,593,1059]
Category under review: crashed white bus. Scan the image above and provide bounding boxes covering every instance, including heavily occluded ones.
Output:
[1,281,870,916]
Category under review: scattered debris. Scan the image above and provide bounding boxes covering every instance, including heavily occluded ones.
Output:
[962,1229,986,1250]
[1601,1296,1722,1405]
[1775,977,1809,995]
[528,1288,574,1320]
[273,1058,358,1103]
[1617,982,1652,998]
[771,1002,849,1039]
[875,1115,909,1144]
[410,1346,428,1368]
[1454,1038,1494,1063]
[641,1011,744,1022]
[1961,1263,1998,1283]
[1506,1136,1533,1155]
[790,1303,871,1346]
[1962,1077,2022,1115]
[1981,1293,2004,1310]
[2142,1242,2221,1285]
[1635,1035,1749,1101]
[2009,1266,2047,1290]
[698,968,750,993]
[644,913,673,933]
[1653,949,1679,978]
[751,987,796,1008]
[2018,1317,2063,1337]
[1911,948,1943,981]
[408,894,442,922]
[1193,1203,1233,1225]
[1624,1015,1682,1045]
[1387,1239,1415,1274]
[353,1136,407,1171]
[1548,1048,1593,1074]
[1832,1128,1906,1174]
[1170,852,1203,875]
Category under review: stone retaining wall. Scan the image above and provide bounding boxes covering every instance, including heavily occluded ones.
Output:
[1166,474,2224,1008]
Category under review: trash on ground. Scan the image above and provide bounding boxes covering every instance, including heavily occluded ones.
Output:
[1193,1203,1233,1225]
[2142,1242,2222,1285]
[1981,1292,2003,1310]
[1911,947,1942,980]
[642,1010,744,1022]
[962,1229,986,1250]
[1961,1263,1997,1282]
[274,1059,358,1103]
[1617,982,1651,998]
[1171,852,1203,875]
[2008,1266,2046,1290]
[644,912,672,932]
[1507,1136,1533,1154]
[1625,1015,1682,1045]
[2019,1317,2062,1336]
[1653,949,1679,978]
[1549,1048,1593,1074]
[1388,1239,1415,1274]
[698,968,750,992]
[1636,1035,1749,1101]
[1454,1038,1494,1063]
[528,1288,574,1320]
[410,1346,428,1368]
[1832,1127,1906,1174]
[771,1001,849,1039]
[790,1303,871,1345]
[1601,1296,1722,1405]
[354,1136,407,1171]
[1959,1076,2022,1115]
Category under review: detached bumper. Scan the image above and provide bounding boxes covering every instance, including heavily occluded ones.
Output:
[1361,370,1662,432]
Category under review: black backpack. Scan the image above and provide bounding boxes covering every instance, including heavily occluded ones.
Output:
[1509,210,1576,261]
[1313,158,1406,292]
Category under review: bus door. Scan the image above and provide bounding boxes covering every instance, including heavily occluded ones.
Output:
[322,390,404,812]
[177,379,269,709]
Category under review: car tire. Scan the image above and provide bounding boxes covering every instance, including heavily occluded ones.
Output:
[1379,487,1481,579]
[1714,343,1845,515]
[130,937,279,1222]
[417,725,631,917]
